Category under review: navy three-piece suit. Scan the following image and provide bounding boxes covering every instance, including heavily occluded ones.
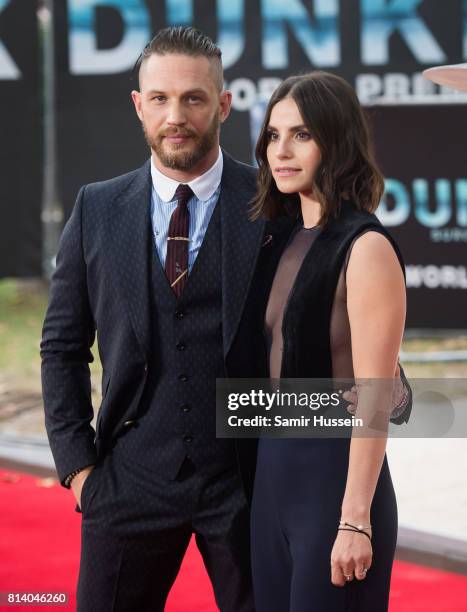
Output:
[41,151,267,611]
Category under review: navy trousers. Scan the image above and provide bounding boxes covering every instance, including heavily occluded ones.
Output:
[76,429,254,612]
[251,439,397,612]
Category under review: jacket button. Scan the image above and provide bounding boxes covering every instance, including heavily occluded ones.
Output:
[180,404,191,413]
[176,342,186,351]
[123,420,136,428]
[174,309,185,320]
[183,435,193,444]
[178,373,188,382]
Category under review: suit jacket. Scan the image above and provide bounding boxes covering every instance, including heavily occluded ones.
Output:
[40,150,266,486]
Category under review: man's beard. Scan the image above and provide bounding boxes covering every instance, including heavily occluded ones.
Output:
[142,114,220,171]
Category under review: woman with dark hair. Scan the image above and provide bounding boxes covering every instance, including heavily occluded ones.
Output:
[249,72,406,611]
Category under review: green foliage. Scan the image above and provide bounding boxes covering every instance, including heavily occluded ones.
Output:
[0,279,102,392]
[0,280,48,379]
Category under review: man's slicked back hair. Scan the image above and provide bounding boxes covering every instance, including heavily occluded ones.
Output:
[134,26,224,91]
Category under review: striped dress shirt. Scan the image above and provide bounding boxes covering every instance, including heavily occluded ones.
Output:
[150,150,223,273]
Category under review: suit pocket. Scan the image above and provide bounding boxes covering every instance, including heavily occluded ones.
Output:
[101,371,111,401]
[96,372,111,439]
[80,466,100,516]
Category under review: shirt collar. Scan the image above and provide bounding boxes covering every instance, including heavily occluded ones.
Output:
[150,147,223,203]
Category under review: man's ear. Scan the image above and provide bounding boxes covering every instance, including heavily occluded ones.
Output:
[131,90,143,122]
[219,90,233,124]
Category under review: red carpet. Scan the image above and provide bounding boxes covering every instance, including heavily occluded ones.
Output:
[1,470,466,611]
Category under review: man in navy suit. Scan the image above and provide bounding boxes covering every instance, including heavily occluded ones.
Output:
[41,26,264,612]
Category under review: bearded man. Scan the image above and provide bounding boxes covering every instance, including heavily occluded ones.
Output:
[41,26,262,612]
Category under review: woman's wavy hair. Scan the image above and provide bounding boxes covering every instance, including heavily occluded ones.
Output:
[250,71,385,224]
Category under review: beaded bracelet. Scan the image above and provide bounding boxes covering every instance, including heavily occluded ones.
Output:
[63,466,88,489]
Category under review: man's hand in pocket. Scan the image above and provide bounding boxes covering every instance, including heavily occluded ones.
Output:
[71,466,95,509]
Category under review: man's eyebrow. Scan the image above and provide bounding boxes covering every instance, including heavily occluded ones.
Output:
[145,88,209,96]
[183,88,209,96]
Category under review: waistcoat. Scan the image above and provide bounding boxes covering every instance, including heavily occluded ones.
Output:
[126,201,236,478]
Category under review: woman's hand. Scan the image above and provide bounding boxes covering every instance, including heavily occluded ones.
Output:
[330,528,372,586]
[344,363,404,417]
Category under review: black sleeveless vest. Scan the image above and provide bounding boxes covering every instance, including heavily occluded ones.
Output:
[279,204,405,379]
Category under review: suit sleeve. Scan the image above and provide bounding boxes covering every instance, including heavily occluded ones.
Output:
[40,185,98,485]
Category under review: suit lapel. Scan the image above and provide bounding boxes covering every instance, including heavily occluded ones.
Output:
[106,161,152,360]
[220,153,265,358]
[105,154,265,361]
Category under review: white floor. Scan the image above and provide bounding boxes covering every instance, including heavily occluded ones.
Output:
[387,437,467,542]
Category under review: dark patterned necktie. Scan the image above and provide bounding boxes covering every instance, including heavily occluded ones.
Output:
[165,183,193,298]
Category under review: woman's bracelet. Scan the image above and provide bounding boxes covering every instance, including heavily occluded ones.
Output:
[339,520,371,531]
[338,527,372,541]
[338,520,372,540]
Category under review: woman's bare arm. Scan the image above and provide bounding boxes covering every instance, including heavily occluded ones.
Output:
[343,230,406,516]
[330,230,406,586]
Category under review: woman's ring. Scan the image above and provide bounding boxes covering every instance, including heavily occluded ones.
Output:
[344,574,353,581]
